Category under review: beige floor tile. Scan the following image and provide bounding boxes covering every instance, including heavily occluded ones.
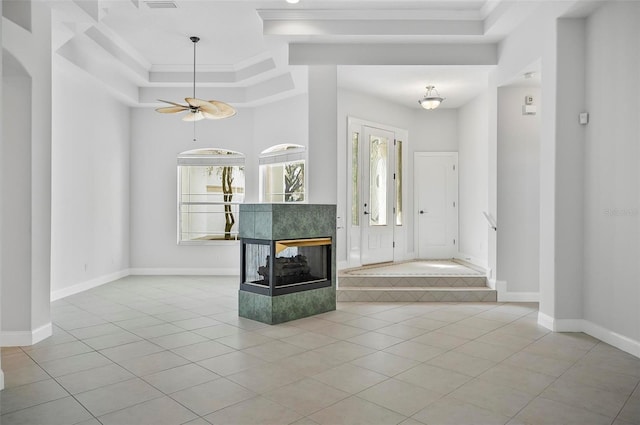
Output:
[347,331,405,350]
[241,340,306,361]
[351,351,421,377]
[312,363,388,394]
[512,397,613,425]
[98,396,197,425]
[288,316,334,331]
[253,324,306,339]
[283,331,340,349]
[264,377,350,415]
[170,316,221,330]
[315,310,362,323]
[343,316,393,330]
[149,331,208,349]
[435,323,491,339]
[57,363,135,394]
[193,323,244,339]
[309,396,407,425]
[0,396,93,425]
[81,330,143,350]
[617,395,640,425]
[502,350,575,377]
[216,331,274,349]
[357,378,442,416]
[383,340,444,362]
[313,323,369,340]
[412,395,510,425]
[143,363,218,393]
[427,351,496,377]
[99,340,164,362]
[376,323,429,339]
[169,378,256,416]
[449,378,536,417]
[453,340,519,362]
[523,339,590,362]
[1,351,37,370]
[411,331,470,350]
[0,379,70,415]
[312,340,376,363]
[75,378,163,416]
[272,350,342,377]
[170,340,236,362]
[579,345,640,378]
[68,323,123,340]
[204,396,303,425]
[561,363,640,395]
[540,378,630,418]
[478,363,556,395]
[291,418,322,425]
[26,340,94,363]
[117,350,190,376]
[198,351,266,376]
[3,363,50,388]
[395,364,471,395]
[38,351,113,378]
[228,362,304,393]
[130,323,185,339]
[476,331,534,350]
[399,317,449,331]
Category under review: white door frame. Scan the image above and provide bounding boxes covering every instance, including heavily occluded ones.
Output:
[346,117,408,268]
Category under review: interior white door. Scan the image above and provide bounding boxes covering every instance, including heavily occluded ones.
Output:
[361,126,395,265]
[415,152,458,259]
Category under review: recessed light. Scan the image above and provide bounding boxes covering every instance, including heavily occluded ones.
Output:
[286,0,300,4]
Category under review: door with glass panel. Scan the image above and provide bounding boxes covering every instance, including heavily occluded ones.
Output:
[361,126,396,265]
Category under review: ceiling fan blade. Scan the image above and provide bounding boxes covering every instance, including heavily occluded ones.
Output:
[155,106,188,113]
[158,99,188,108]
[182,111,205,122]
[207,100,237,118]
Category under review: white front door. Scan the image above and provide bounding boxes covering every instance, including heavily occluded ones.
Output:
[415,152,458,259]
[361,126,395,265]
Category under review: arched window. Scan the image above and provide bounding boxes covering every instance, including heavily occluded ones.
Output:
[259,144,306,203]
[177,148,245,243]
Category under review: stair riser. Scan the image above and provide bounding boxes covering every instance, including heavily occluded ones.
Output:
[337,289,497,302]
[338,276,487,288]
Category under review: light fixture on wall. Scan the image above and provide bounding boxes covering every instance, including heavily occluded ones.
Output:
[418,85,445,110]
[156,36,236,121]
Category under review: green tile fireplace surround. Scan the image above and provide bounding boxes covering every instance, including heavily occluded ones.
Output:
[238,204,337,324]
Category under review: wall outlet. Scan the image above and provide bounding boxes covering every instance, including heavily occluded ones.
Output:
[524,95,534,105]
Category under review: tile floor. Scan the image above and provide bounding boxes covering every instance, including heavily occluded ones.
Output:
[1,275,639,425]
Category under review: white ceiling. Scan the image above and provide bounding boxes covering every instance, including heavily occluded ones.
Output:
[51,0,555,108]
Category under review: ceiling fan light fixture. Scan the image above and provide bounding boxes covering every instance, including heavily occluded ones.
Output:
[418,85,445,110]
[155,36,237,121]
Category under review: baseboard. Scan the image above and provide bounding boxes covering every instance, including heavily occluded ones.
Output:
[0,369,4,390]
[454,253,489,272]
[1,322,53,347]
[51,269,131,301]
[537,314,640,358]
[496,280,539,302]
[129,268,238,276]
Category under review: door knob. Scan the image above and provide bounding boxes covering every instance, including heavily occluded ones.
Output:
[419,210,425,214]
[363,211,369,215]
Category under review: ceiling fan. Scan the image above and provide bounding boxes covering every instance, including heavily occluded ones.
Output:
[155,36,236,121]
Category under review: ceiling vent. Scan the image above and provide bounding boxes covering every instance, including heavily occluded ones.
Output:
[145,1,177,9]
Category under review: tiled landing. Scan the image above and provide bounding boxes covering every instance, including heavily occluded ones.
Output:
[338,261,497,302]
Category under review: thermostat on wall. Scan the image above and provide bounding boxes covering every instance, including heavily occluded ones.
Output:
[579,112,589,125]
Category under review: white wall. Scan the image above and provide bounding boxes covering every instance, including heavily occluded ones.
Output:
[583,1,640,346]
[50,57,131,299]
[458,93,489,268]
[497,86,540,294]
[130,96,307,273]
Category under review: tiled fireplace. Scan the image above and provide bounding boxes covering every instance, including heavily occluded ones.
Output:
[238,204,336,324]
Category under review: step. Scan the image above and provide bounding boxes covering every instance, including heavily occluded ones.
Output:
[336,286,497,302]
[338,275,488,288]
